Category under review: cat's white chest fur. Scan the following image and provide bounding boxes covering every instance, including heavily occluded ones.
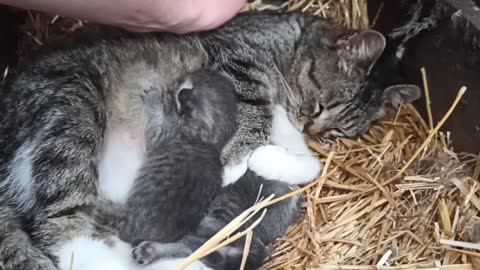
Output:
[98,125,145,204]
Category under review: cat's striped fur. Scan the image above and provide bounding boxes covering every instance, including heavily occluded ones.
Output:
[0,11,420,270]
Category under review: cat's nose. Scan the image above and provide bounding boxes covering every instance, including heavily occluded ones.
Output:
[305,122,325,138]
[303,119,314,132]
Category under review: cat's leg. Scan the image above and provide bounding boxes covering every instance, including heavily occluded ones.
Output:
[2,77,118,268]
[248,106,321,185]
[221,102,272,186]
[32,204,133,270]
[3,89,105,217]
[132,241,192,265]
[0,201,56,270]
[132,240,212,270]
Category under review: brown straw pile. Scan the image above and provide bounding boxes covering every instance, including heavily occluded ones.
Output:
[262,88,480,269]
[13,1,480,269]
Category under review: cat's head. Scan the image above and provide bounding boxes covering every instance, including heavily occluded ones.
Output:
[285,22,421,139]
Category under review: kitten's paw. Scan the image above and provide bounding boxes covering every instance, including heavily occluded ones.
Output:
[222,155,249,186]
[248,145,321,185]
[132,241,160,265]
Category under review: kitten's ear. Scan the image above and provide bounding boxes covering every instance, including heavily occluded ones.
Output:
[175,78,194,115]
[336,30,386,74]
[379,84,421,115]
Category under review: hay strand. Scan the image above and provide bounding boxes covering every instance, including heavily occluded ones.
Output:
[421,67,434,131]
[240,231,254,270]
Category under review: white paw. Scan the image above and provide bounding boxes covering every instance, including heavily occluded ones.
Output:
[248,145,321,185]
[222,155,249,186]
[56,236,134,270]
[248,145,287,181]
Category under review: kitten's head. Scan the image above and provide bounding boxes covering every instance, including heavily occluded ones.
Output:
[286,21,421,139]
[175,70,238,146]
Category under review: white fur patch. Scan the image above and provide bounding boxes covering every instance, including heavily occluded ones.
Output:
[248,106,321,185]
[56,236,135,270]
[4,142,36,211]
[56,236,211,270]
[270,106,310,153]
[98,127,145,204]
[222,155,249,186]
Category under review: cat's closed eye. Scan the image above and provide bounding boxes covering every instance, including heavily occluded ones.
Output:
[310,102,323,118]
[299,102,323,118]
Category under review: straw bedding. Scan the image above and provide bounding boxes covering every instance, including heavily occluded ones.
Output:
[264,103,480,269]
[8,0,480,269]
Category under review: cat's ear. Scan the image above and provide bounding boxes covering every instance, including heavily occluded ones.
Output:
[336,30,386,75]
[378,84,421,116]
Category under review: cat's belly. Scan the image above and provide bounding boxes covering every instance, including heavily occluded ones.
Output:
[98,125,145,204]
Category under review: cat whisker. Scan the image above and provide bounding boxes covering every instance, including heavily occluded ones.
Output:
[273,63,300,108]
[286,111,305,132]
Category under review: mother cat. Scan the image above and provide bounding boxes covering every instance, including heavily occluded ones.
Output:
[0,11,420,270]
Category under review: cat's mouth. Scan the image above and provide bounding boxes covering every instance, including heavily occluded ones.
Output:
[305,123,346,140]
[290,115,340,140]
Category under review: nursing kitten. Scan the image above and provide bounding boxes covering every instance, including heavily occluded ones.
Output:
[119,70,237,244]
[132,170,301,270]
[0,12,421,270]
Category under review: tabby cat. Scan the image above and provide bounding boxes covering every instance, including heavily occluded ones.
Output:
[0,11,420,270]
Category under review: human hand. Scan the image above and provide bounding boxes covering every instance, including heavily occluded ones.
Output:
[1,0,247,33]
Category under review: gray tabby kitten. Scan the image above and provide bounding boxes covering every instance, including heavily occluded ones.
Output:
[119,69,237,244]
[132,170,300,270]
[0,12,420,270]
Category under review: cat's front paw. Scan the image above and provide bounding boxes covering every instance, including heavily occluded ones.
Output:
[132,241,161,265]
[248,145,321,185]
[248,145,287,181]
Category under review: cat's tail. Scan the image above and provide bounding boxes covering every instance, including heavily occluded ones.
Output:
[0,198,57,270]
